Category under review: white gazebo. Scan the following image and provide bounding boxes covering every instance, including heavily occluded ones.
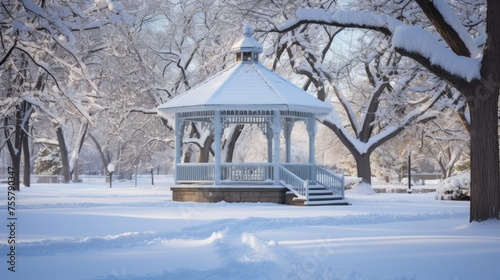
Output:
[158,27,345,205]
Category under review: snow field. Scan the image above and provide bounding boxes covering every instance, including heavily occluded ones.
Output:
[1,176,499,280]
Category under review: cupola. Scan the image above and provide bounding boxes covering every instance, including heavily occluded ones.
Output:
[230,25,262,63]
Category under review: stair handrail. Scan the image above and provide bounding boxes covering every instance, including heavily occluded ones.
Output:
[278,166,307,199]
[313,165,344,198]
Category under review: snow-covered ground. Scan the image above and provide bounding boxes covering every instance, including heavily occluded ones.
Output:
[1,176,499,280]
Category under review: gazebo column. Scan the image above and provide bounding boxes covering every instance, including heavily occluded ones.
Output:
[307,117,317,181]
[214,111,222,185]
[174,114,183,184]
[273,110,281,185]
[266,127,273,163]
[307,117,317,165]
[284,120,293,163]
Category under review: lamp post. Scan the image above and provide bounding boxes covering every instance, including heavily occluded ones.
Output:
[407,149,412,194]
[133,165,137,187]
[107,163,115,188]
[151,168,154,185]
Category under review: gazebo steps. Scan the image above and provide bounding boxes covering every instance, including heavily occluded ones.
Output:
[304,199,350,206]
[286,184,348,206]
[307,186,340,198]
[307,189,346,205]
[290,195,349,206]
[308,189,336,195]
[308,194,343,200]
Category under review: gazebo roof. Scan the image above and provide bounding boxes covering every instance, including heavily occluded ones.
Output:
[157,28,332,117]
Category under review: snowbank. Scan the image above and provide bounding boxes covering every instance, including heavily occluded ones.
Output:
[349,181,376,195]
[435,172,470,200]
[343,176,362,189]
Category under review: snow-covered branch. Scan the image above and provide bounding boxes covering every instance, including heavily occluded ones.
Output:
[392,25,480,83]
[415,0,479,58]
[277,7,481,87]
[279,9,396,37]
[33,138,60,146]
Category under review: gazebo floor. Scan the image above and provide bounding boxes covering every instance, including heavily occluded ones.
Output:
[171,184,349,206]
[171,185,288,204]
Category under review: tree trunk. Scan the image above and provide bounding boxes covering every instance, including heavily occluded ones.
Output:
[467,0,500,221]
[11,154,21,191]
[183,145,194,163]
[72,158,80,182]
[22,133,30,187]
[55,125,71,183]
[4,101,32,191]
[224,124,244,163]
[437,158,447,180]
[4,124,22,191]
[467,87,500,221]
[87,132,108,175]
[183,122,199,163]
[71,122,89,182]
[354,153,372,185]
[198,135,214,163]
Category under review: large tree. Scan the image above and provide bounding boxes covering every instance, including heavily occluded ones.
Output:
[276,0,498,222]
[269,24,445,186]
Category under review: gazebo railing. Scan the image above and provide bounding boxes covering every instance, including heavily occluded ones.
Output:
[175,162,344,199]
[221,163,273,182]
[176,163,215,183]
[313,165,344,197]
[281,163,344,197]
[176,162,274,184]
[281,163,313,181]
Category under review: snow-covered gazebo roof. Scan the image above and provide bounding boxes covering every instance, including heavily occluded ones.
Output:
[157,27,332,117]
[157,62,332,115]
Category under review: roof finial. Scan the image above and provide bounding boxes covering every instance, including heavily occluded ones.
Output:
[244,25,252,37]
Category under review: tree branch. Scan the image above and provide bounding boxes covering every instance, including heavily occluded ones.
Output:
[395,47,475,94]
[0,39,17,66]
[276,15,391,37]
[359,82,390,143]
[274,8,479,93]
[414,0,471,57]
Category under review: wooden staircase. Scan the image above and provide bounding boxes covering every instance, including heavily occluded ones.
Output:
[304,184,347,206]
[279,165,348,206]
[288,183,349,206]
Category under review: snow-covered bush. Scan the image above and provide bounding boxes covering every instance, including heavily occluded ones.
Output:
[435,173,470,200]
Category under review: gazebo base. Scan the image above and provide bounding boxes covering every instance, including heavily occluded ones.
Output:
[171,185,288,204]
